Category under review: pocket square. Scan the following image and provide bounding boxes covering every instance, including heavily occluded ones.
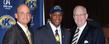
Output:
[84,40,88,44]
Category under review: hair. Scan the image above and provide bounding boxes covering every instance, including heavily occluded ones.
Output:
[16,4,30,13]
[73,5,87,15]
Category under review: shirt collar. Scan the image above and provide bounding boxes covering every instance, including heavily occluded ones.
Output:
[49,21,61,31]
[17,21,29,32]
[17,22,28,28]
[78,22,87,31]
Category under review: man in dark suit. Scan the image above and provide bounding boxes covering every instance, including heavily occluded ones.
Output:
[34,5,71,44]
[3,4,33,44]
[71,5,105,44]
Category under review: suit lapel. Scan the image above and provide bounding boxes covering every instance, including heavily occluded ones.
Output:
[46,23,57,44]
[72,26,77,38]
[77,24,89,44]
[28,27,33,44]
[15,24,29,44]
[61,27,65,44]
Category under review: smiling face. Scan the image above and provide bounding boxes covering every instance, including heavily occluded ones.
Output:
[50,12,63,27]
[73,6,88,27]
[15,4,31,26]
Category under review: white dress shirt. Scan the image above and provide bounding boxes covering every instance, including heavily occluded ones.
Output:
[49,21,62,44]
[76,22,87,43]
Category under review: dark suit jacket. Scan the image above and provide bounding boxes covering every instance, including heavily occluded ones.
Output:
[71,22,105,44]
[3,24,33,44]
[34,23,71,44]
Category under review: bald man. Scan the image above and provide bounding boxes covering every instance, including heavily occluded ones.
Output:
[71,5,105,44]
[3,4,32,44]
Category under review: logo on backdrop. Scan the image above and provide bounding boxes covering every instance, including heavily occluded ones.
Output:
[25,0,37,27]
[25,0,37,10]
[0,15,16,28]
[3,0,13,10]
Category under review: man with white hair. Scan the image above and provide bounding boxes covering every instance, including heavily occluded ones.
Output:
[71,5,105,44]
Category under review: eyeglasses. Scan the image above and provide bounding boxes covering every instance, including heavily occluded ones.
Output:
[17,12,30,15]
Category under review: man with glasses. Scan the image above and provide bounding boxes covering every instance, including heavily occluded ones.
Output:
[71,5,105,44]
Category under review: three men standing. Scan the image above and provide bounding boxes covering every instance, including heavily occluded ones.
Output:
[2,4,105,44]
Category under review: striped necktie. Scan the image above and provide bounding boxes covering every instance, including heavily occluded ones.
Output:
[72,28,80,44]
[55,29,60,44]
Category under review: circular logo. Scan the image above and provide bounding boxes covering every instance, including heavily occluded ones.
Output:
[0,15,16,28]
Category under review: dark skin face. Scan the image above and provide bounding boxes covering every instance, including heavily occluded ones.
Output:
[50,12,63,27]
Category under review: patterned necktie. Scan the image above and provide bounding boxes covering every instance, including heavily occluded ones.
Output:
[72,28,80,44]
[26,29,32,44]
[55,29,60,44]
